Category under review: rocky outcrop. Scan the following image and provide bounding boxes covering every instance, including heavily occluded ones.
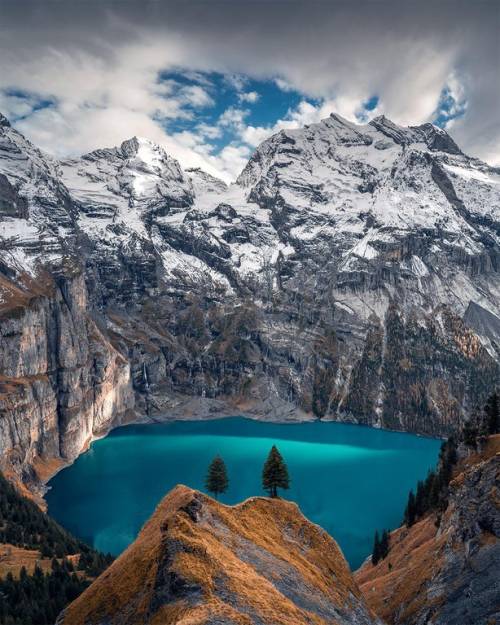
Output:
[0,270,134,490]
[355,435,500,625]
[57,485,381,625]
[464,300,500,359]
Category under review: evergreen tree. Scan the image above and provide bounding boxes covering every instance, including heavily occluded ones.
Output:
[484,392,500,434]
[404,490,416,526]
[205,455,229,499]
[462,420,478,448]
[380,529,390,559]
[262,445,290,498]
[372,529,390,564]
[428,470,440,508]
[415,480,426,517]
[372,530,381,565]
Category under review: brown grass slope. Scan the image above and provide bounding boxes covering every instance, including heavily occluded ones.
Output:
[58,486,380,625]
[356,435,500,625]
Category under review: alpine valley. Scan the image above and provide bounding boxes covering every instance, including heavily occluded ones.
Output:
[1,104,500,625]
[0,110,499,495]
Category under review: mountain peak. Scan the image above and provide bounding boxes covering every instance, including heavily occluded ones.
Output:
[328,112,354,125]
[369,115,462,154]
[410,121,462,155]
[369,114,404,134]
[0,112,11,128]
[120,135,164,158]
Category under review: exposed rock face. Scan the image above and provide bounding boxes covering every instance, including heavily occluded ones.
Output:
[0,270,134,488]
[1,111,499,487]
[57,485,381,625]
[355,436,500,625]
[464,300,500,359]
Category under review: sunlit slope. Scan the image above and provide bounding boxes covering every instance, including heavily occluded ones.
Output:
[58,485,381,625]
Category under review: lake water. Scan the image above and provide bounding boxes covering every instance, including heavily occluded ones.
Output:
[46,417,441,569]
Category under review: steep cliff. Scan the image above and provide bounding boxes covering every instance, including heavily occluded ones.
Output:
[355,435,500,625]
[57,485,381,625]
[0,269,134,492]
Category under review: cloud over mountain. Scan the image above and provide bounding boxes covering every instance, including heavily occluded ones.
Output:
[0,0,498,181]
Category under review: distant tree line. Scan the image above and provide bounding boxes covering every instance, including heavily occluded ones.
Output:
[0,472,88,562]
[403,390,499,529]
[403,435,458,527]
[461,391,499,449]
[372,390,499,566]
[371,431,459,566]
[0,471,114,624]
[371,529,390,565]
[0,559,88,625]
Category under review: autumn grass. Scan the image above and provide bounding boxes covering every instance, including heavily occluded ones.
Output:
[60,486,375,625]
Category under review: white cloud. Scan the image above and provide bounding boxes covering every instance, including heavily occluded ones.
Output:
[0,92,48,121]
[178,84,214,108]
[238,91,260,104]
[223,74,248,91]
[218,107,249,129]
[196,122,222,140]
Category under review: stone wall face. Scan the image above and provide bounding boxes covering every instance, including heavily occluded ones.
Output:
[0,273,134,486]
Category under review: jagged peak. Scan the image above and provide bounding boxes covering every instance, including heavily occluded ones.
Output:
[186,166,228,192]
[410,122,462,155]
[78,135,174,166]
[415,121,447,134]
[327,112,356,126]
[369,114,406,133]
[120,135,166,158]
[369,115,462,154]
[0,112,11,128]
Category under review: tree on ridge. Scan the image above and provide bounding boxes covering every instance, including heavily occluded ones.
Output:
[262,445,290,498]
[205,455,229,500]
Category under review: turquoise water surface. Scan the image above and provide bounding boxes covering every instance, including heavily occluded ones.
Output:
[46,417,441,569]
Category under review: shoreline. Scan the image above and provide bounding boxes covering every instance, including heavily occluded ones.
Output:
[40,394,444,498]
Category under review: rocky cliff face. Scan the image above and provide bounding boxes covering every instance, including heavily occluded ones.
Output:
[355,435,500,625]
[0,110,499,487]
[57,485,381,625]
[0,268,134,490]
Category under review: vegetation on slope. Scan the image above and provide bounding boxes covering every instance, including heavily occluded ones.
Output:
[0,471,113,625]
[356,434,499,625]
[58,485,379,625]
[403,390,499,528]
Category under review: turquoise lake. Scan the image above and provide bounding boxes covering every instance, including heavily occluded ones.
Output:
[46,417,441,569]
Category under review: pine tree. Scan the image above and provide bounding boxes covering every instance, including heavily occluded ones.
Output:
[380,529,390,559]
[484,392,500,434]
[415,480,426,517]
[205,455,229,499]
[262,445,290,498]
[372,530,381,565]
[428,471,440,508]
[462,420,478,448]
[404,490,416,526]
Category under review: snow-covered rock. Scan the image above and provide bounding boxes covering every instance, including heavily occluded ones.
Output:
[0,111,499,488]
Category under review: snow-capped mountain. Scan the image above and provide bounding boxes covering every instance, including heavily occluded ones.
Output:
[0,110,499,485]
[237,113,499,311]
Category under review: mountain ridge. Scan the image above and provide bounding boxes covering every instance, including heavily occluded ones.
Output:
[56,484,382,625]
[0,110,498,492]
